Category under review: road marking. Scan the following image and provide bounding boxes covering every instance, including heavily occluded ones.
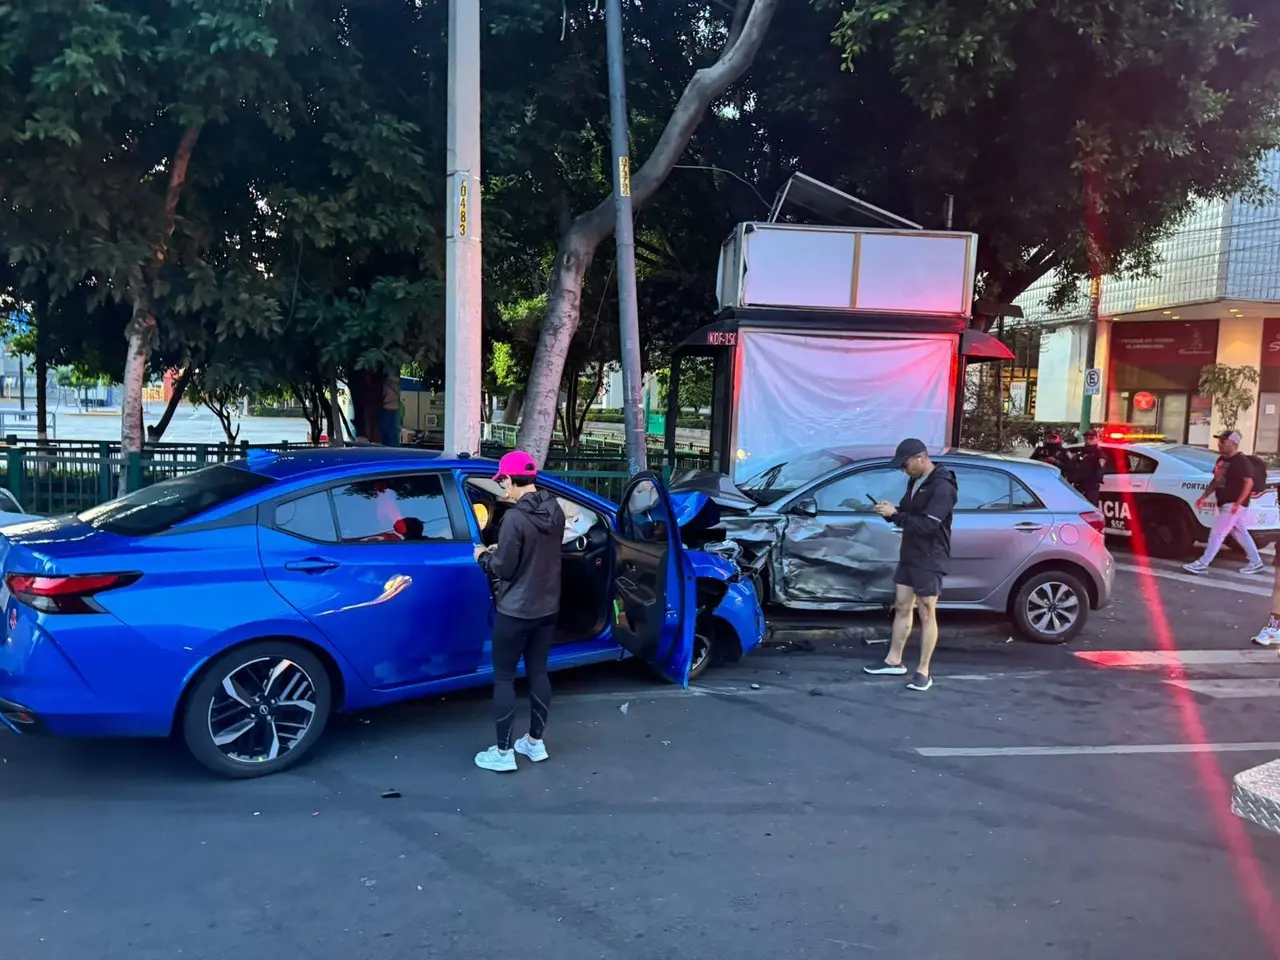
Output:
[1074,649,1278,667]
[1165,678,1280,699]
[557,671,1059,703]
[915,742,1280,757]
[1112,562,1272,597]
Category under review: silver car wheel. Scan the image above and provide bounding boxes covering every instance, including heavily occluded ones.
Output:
[1025,581,1081,637]
[207,657,318,764]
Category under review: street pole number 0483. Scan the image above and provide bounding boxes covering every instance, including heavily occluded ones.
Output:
[456,177,468,237]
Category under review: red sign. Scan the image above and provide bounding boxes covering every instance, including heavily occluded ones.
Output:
[1262,318,1280,367]
[1110,320,1218,365]
[1132,391,1156,411]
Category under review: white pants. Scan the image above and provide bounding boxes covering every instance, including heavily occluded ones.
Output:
[1197,505,1262,566]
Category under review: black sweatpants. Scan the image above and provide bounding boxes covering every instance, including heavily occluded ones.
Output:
[491,612,556,750]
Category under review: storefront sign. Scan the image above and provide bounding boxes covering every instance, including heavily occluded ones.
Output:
[1109,320,1218,365]
[1262,318,1280,366]
[1132,391,1156,412]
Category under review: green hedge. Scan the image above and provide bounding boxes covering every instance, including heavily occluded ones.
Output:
[588,409,709,430]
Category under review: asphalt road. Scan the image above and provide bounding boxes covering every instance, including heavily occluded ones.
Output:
[5,553,1280,960]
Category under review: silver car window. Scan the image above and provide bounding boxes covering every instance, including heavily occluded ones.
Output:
[950,466,1039,511]
[813,468,908,513]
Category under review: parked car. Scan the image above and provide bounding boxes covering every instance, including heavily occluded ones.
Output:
[1064,441,1280,558]
[672,447,1114,645]
[0,449,765,778]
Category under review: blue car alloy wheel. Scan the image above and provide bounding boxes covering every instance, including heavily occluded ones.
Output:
[181,641,333,778]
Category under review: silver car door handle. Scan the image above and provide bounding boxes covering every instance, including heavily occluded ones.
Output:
[1013,522,1044,532]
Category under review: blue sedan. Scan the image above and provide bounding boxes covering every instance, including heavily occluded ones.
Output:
[0,448,765,777]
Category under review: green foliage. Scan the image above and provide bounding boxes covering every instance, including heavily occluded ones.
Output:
[1198,363,1260,431]
[801,0,1280,307]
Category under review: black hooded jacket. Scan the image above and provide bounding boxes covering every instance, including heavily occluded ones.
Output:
[480,488,566,620]
[891,465,959,573]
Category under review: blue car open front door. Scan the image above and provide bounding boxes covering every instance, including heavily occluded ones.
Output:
[611,472,694,686]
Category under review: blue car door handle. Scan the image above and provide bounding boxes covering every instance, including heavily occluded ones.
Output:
[284,558,339,574]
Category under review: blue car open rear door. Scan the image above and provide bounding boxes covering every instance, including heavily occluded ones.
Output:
[610,472,694,687]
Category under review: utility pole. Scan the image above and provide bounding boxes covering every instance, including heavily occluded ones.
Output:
[604,0,647,476]
[1078,273,1101,436]
[444,0,483,458]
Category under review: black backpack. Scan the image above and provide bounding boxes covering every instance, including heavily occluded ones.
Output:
[1245,454,1269,499]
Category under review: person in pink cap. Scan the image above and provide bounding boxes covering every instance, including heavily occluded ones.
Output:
[473,451,566,772]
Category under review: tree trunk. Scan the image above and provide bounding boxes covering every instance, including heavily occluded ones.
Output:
[575,364,605,442]
[119,309,153,493]
[34,283,48,445]
[150,366,192,442]
[500,389,524,425]
[517,236,594,461]
[120,124,201,467]
[327,379,344,446]
[514,0,779,462]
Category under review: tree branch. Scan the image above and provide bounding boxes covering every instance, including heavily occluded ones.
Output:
[572,0,779,246]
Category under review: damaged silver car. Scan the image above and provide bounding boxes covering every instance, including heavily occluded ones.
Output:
[670,447,1115,644]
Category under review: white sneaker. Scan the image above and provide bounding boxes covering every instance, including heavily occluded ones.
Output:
[514,735,549,763]
[1242,561,1268,576]
[474,745,517,772]
[1252,626,1280,647]
[1182,561,1209,574]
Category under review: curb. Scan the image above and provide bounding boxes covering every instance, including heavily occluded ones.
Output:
[764,618,1011,650]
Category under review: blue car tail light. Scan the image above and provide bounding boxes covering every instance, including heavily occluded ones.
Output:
[5,572,141,614]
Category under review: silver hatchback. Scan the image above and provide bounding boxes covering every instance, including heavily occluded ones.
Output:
[676,448,1115,644]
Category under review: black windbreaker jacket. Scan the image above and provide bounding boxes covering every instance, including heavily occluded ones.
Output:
[479,488,566,620]
[890,465,958,573]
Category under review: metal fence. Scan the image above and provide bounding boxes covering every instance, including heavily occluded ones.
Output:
[0,437,710,516]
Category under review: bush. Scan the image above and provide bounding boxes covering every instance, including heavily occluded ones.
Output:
[587,408,709,430]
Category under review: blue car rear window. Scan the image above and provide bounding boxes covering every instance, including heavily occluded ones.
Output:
[78,464,274,536]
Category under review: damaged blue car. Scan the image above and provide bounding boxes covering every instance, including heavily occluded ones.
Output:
[0,448,765,778]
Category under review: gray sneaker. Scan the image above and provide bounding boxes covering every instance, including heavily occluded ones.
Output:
[1242,561,1267,576]
[864,663,908,676]
[906,673,933,692]
[1182,561,1209,575]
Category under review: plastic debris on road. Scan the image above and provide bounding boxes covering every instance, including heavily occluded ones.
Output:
[619,701,630,715]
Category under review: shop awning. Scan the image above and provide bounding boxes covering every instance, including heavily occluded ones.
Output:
[960,328,1015,361]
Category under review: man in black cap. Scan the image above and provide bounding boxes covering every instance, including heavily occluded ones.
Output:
[865,438,958,692]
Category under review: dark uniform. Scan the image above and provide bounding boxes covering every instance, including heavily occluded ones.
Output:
[1068,444,1106,505]
[1030,439,1067,469]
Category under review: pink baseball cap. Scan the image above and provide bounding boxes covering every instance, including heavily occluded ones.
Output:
[493,450,538,480]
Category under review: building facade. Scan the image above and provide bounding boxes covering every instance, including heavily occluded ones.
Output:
[1021,150,1280,451]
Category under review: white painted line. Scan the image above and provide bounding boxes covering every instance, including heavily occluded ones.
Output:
[916,742,1280,757]
[1165,678,1280,699]
[1074,649,1278,667]
[1112,562,1272,597]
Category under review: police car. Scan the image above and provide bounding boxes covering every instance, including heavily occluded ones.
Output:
[1065,437,1280,559]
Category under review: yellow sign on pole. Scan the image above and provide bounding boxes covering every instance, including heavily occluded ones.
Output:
[618,156,631,197]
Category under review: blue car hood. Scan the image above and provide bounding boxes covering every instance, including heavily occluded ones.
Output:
[669,471,757,527]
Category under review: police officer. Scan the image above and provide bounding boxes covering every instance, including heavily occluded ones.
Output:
[1069,429,1106,505]
[1030,431,1067,469]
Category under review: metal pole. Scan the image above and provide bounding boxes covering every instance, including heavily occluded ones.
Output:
[444,0,483,458]
[995,315,1005,448]
[944,194,954,230]
[1079,274,1101,435]
[604,0,647,475]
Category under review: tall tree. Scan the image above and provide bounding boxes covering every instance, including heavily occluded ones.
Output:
[511,0,780,461]
[806,0,1280,313]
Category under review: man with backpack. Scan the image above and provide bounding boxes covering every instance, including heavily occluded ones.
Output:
[1183,430,1267,576]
